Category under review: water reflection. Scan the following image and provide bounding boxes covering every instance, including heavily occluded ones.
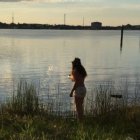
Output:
[139,37,140,53]
[0,30,140,107]
[120,45,122,55]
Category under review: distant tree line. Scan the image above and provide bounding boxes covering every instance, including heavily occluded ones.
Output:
[0,22,140,30]
[0,22,90,30]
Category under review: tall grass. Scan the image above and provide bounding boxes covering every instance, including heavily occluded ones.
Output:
[94,84,113,115]
[0,80,139,140]
[1,79,140,117]
[2,80,44,116]
[85,80,140,127]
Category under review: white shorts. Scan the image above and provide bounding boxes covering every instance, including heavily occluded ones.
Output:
[73,86,86,98]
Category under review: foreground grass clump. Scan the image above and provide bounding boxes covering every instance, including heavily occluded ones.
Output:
[2,80,44,116]
[0,110,140,140]
[0,80,140,140]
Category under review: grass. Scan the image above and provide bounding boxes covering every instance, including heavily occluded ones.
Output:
[0,80,140,140]
[1,80,45,116]
[0,111,139,140]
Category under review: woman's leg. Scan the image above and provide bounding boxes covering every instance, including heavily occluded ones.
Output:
[75,97,84,120]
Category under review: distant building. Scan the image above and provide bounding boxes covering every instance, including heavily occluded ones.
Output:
[91,22,102,29]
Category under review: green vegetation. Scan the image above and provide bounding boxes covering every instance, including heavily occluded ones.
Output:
[0,80,140,140]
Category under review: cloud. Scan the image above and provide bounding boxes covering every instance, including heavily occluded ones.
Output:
[0,0,92,2]
[0,0,72,2]
[0,0,24,1]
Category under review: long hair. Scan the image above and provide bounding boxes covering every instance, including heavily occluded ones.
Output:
[72,58,87,78]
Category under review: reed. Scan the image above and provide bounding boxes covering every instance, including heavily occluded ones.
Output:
[0,79,139,140]
[3,80,44,116]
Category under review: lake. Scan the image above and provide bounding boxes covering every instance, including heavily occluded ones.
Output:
[0,29,140,110]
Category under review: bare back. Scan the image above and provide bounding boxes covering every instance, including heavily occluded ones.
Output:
[72,69,85,88]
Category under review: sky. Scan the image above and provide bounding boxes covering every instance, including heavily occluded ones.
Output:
[0,0,140,26]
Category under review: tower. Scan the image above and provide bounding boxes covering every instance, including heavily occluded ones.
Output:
[64,13,66,25]
[12,12,14,24]
[83,17,85,27]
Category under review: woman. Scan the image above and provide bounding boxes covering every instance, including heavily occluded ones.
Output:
[69,58,87,120]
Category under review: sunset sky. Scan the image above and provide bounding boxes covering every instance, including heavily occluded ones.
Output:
[0,0,140,26]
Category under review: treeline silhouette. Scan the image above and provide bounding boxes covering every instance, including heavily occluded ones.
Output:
[0,22,90,30]
[0,22,140,30]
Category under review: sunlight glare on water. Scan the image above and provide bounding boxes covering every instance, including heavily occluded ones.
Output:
[0,29,140,106]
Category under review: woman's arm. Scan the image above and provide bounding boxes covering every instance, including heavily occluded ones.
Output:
[69,69,78,97]
[70,83,76,97]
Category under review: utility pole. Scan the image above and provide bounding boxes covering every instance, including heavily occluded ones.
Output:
[83,17,85,27]
[120,25,124,47]
[64,13,66,25]
[12,12,14,24]
[120,25,124,54]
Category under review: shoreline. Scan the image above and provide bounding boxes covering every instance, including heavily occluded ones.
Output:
[0,80,139,139]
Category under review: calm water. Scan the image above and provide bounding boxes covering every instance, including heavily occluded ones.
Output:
[0,29,140,105]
